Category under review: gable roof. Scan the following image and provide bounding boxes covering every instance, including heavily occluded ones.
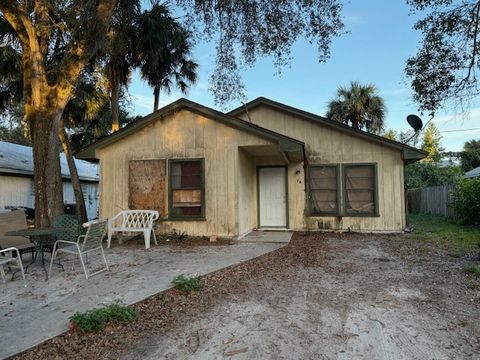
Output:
[76,98,305,160]
[229,97,427,162]
[0,141,98,181]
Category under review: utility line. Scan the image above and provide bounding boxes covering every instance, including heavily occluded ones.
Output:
[439,127,480,133]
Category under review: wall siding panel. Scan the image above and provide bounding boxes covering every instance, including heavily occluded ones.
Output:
[238,106,406,232]
[97,110,273,237]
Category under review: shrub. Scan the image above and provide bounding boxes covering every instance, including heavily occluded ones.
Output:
[464,264,480,276]
[171,273,202,292]
[70,302,137,333]
[405,162,462,189]
[454,178,480,225]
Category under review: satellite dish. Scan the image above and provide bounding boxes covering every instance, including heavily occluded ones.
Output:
[407,114,423,131]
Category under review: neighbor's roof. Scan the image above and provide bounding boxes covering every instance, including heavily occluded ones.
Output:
[229,97,427,162]
[76,98,305,160]
[0,141,98,182]
[465,166,480,178]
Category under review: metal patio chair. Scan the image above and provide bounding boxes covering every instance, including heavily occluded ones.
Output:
[0,247,27,287]
[0,210,36,264]
[48,219,109,279]
[53,214,81,242]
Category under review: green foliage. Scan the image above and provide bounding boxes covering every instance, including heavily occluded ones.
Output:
[460,139,480,172]
[464,264,480,276]
[327,81,386,134]
[406,1,480,112]
[70,302,137,333]
[421,122,444,163]
[409,213,480,257]
[136,4,198,111]
[0,123,30,146]
[382,129,397,141]
[178,0,345,105]
[454,178,480,225]
[405,162,462,189]
[171,274,202,292]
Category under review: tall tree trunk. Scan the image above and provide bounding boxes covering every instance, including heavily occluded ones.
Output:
[153,85,160,111]
[110,70,120,132]
[29,110,64,227]
[58,119,88,223]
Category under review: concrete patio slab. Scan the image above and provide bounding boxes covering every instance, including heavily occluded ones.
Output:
[239,230,293,243]
[0,240,284,359]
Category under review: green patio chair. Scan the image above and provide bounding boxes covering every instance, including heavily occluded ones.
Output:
[53,214,81,242]
[48,219,109,279]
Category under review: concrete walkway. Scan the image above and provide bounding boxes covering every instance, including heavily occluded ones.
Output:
[239,230,293,243]
[0,241,284,359]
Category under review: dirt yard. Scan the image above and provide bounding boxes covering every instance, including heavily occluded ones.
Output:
[15,232,480,360]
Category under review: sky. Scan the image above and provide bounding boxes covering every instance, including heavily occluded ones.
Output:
[128,0,480,152]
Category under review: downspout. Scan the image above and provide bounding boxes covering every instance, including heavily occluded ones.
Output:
[402,148,409,230]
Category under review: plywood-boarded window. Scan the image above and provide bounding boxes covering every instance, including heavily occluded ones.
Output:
[129,159,166,217]
[308,165,338,215]
[343,164,377,215]
[169,159,204,219]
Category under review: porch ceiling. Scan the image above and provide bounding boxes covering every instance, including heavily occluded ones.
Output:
[239,145,304,163]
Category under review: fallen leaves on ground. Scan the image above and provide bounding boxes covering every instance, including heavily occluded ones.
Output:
[13,232,327,360]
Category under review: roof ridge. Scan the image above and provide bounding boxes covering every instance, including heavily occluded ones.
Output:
[228,96,427,156]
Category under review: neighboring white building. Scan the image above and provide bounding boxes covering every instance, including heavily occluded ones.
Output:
[465,166,480,178]
[0,140,99,220]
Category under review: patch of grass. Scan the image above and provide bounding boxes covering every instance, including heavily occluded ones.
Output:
[464,264,480,276]
[70,302,137,333]
[171,273,202,292]
[409,213,480,256]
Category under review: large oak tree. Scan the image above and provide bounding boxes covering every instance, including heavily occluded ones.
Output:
[0,0,117,227]
[406,0,480,113]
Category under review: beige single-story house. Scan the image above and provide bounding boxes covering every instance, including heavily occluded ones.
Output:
[77,97,426,237]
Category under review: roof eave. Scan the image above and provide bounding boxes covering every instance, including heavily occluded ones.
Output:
[76,98,305,160]
[230,97,427,161]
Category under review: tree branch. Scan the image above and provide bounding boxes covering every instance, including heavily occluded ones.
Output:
[0,1,35,51]
[34,0,53,59]
[56,0,118,105]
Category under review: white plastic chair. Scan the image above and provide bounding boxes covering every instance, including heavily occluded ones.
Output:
[0,247,27,287]
[48,219,109,279]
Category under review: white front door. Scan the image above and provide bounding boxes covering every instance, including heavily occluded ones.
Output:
[258,167,287,227]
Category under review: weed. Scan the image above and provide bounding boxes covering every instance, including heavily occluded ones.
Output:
[70,302,137,333]
[464,264,480,276]
[171,273,202,292]
[409,214,480,257]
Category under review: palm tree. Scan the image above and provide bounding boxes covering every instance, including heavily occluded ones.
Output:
[327,81,386,134]
[103,0,141,132]
[136,4,198,111]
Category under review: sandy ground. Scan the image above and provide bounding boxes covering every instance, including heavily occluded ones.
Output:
[0,236,284,360]
[124,234,480,360]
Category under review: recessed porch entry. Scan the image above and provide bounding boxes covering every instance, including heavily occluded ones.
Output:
[258,167,288,227]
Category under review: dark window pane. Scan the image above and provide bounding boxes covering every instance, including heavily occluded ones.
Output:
[181,161,201,188]
[309,166,337,214]
[171,206,202,217]
[344,165,375,214]
[169,160,204,219]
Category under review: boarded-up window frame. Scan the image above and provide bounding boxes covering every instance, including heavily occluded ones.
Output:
[168,158,205,220]
[308,165,340,216]
[342,163,379,217]
[128,159,167,218]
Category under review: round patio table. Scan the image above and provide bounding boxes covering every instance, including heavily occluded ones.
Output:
[5,227,66,280]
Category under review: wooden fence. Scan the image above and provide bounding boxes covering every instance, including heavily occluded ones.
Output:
[407,185,456,218]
